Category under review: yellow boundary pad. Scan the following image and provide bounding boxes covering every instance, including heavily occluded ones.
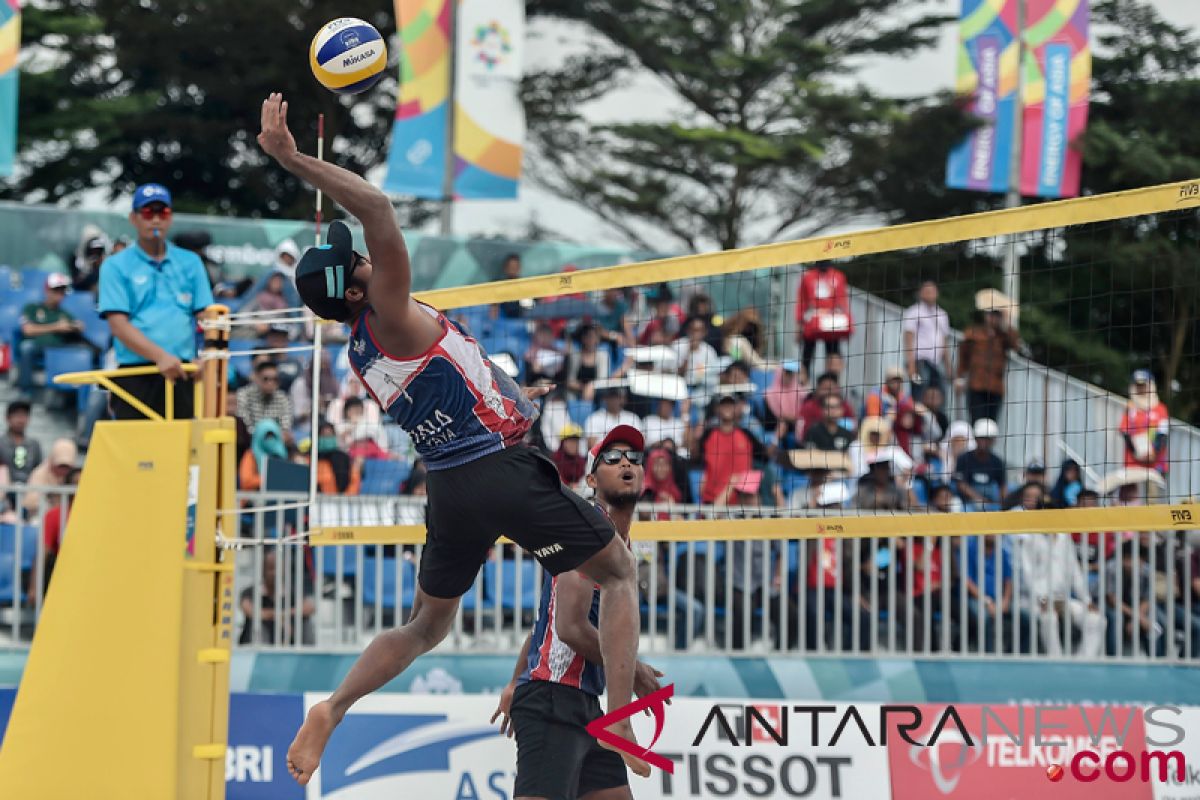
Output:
[310,504,1198,545]
[412,179,1200,310]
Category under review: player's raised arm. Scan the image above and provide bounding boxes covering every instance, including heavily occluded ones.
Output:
[257,92,413,318]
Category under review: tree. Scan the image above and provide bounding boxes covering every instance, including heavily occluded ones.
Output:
[523,0,952,252]
[8,0,436,222]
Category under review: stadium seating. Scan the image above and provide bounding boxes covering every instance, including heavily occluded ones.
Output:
[0,524,39,605]
[360,459,412,496]
[484,559,538,611]
[228,339,258,382]
[360,556,416,610]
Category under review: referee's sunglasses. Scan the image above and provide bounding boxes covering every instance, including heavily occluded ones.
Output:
[596,449,644,467]
[137,204,172,220]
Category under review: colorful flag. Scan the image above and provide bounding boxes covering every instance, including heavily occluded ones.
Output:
[946,0,1021,194]
[1020,0,1090,198]
[452,0,524,199]
[384,0,525,201]
[383,0,453,198]
[0,0,19,178]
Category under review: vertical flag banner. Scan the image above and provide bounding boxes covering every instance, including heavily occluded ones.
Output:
[1020,0,1090,198]
[452,0,524,199]
[0,0,19,178]
[383,0,452,198]
[946,0,1020,194]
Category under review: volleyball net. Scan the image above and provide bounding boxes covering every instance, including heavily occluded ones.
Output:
[304,180,1200,546]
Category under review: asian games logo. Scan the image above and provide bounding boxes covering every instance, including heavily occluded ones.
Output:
[470,21,512,70]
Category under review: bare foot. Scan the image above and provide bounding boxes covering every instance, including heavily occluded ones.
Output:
[287,699,337,786]
[599,720,652,778]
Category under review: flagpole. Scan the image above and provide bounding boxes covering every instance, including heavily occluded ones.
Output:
[439,0,459,236]
[1002,0,1026,317]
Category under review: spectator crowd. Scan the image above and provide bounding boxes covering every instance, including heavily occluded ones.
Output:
[0,186,1193,658]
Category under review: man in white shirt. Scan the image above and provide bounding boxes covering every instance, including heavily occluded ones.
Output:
[901,280,952,402]
[584,387,643,448]
[671,317,723,404]
[1013,525,1105,657]
[643,397,687,454]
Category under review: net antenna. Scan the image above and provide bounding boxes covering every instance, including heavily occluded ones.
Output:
[306,112,327,530]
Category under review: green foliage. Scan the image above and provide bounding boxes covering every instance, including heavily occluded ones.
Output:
[523,0,954,251]
[8,0,436,222]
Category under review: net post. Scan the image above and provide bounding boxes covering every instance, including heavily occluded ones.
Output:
[199,304,231,419]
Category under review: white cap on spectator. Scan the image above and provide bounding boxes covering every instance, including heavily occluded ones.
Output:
[275,239,300,260]
[973,418,1000,439]
[45,273,71,291]
[818,481,849,507]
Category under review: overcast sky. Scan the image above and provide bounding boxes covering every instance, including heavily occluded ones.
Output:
[443,0,1200,250]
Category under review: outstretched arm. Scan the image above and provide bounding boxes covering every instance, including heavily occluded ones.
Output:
[257,93,413,326]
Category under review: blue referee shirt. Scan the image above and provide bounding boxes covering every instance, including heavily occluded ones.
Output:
[98,242,214,365]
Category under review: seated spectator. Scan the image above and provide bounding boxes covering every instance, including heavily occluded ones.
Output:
[1049,459,1085,508]
[798,372,855,439]
[1120,369,1170,476]
[788,467,846,512]
[865,366,913,422]
[22,438,77,515]
[722,481,798,650]
[953,418,1006,512]
[314,421,361,495]
[236,360,294,444]
[853,454,909,511]
[672,317,722,405]
[641,447,685,517]
[721,308,766,368]
[1013,527,1104,658]
[0,400,43,487]
[766,362,808,447]
[802,394,853,453]
[637,284,683,345]
[896,532,949,652]
[685,292,724,352]
[564,322,611,403]
[272,239,300,280]
[17,274,86,396]
[805,483,870,651]
[246,272,292,336]
[1003,460,1048,509]
[263,325,305,391]
[914,385,950,448]
[643,398,687,454]
[893,403,924,457]
[847,416,913,480]
[524,322,567,387]
[595,287,634,348]
[494,253,525,319]
[239,549,315,645]
[1106,536,1172,657]
[964,535,1025,653]
[239,419,288,491]
[70,230,108,292]
[552,424,587,487]
[346,421,391,461]
[37,466,81,595]
[584,388,641,449]
[698,392,766,506]
[927,482,961,514]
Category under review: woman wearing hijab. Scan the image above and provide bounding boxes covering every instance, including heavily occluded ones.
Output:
[22,438,78,514]
[765,361,808,447]
[1049,459,1084,508]
[239,419,288,491]
[314,421,362,495]
[641,447,684,519]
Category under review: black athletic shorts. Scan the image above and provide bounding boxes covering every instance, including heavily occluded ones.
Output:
[511,680,628,800]
[419,445,615,599]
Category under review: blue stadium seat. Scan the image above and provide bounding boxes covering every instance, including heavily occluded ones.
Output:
[0,286,41,311]
[0,524,39,605]
[360,459,412,496]
[361,556,417,610]
[454,305,491,338]
[567,398,595,426]
[0,265,13,291]
[61,291,97,318]
[18,269,53,291]
[320,545,361,577]
[229,339,258,381]
[688,469,705,503]
[485,559,538,610]
[44,346,95,387]
[81,313,110,351]
[0,303,22,346]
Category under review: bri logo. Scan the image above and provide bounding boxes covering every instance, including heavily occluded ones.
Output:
[320,713,498,794]
[587,684,676,774]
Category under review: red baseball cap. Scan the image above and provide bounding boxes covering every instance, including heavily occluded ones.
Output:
[586,424,645,475]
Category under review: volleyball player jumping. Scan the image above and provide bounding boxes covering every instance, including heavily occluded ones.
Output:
[256,93,647,785]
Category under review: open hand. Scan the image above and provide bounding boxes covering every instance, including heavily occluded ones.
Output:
[258,92,298,165]
[633,662,668,708]
[489,682,517,738]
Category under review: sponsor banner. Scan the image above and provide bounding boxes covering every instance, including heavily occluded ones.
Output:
[452,0,525,199]
[888,703,1151,799]
[1019,0,1090,198]
[383,0,453,198]
[0,687,13,748]
[227,693,306,800]
[0,0,19,178]
[946,0,1020,194]
[1154,707,1200,800]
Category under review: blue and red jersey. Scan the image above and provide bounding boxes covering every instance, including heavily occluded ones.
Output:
[518,571,605,696]
[347,302,537,471]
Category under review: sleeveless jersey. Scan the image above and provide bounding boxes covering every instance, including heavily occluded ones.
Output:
[347,303,537,471]
[518,570,605,696]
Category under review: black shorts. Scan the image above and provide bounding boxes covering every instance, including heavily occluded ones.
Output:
[511,680,628,799]
[108,372,197,420]
[419,446,615,599]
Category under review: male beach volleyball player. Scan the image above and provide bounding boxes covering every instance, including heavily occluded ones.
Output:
[256,93,647,785]
[493,424,665,800]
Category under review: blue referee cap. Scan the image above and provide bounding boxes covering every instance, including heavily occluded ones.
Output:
[132,183,172,211]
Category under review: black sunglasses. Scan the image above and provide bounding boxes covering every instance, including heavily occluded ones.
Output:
[596,449,644,468]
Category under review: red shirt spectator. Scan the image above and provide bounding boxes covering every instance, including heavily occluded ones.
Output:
[796,265,852,336]
[808,538,842,589]
[698,395,763,504]
[798,373,855,438]
[1120,370,1169,474]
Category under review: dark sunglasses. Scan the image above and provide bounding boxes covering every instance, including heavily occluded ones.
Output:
[137,204,172,220]
[596,449,644,467]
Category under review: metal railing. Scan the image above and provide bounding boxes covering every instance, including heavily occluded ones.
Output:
[4,487,1197,663]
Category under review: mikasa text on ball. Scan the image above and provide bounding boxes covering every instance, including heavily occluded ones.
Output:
[310,18,387,95]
